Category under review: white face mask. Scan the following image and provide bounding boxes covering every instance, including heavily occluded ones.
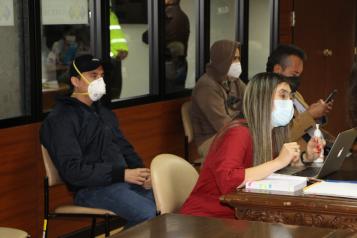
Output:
[227,62,242,78]
[271,99,294,127]
[87,77,106,101]
[72,61,106,101]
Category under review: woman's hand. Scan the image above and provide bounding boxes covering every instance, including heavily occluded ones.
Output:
[276,142,301,167]
[124,168,151,185]
[306,137,326,162]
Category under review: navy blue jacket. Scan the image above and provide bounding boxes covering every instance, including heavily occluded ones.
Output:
[40,97,144,192]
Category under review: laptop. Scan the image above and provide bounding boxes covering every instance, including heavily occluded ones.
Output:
[277,128,357,178]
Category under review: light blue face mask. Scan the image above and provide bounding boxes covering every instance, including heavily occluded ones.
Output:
[271,99,294,127]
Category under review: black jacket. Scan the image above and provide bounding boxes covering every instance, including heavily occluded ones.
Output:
[40,97,144,192]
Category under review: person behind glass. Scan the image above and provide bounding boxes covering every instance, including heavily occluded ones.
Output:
[142,0,189,92]
[191,40,246,159]
[109,0,129,99]
[348,63,357,127]
[47,29,78,67]
[266,45,334,159]
[180,73,323,219]
[40,54,156,228]
[164,0,190,92]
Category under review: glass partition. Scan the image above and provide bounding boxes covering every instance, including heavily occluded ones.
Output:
[248,0,273,79]
[0,0,31,119]
[109,0,150,101]
[164,0,196,93]
[210,0,237,45]
[40,0,92,112]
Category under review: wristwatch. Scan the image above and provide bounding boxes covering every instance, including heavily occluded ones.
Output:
[300,151,311,165]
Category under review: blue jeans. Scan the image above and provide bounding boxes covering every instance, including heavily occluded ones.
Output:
[74,183,156,228]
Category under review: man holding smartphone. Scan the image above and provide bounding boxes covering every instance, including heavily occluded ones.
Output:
[266,44,335,158]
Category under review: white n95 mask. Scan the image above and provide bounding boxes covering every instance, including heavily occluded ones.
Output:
[227,62,242,78]
[87,77,106,101]
[271,99,294,127]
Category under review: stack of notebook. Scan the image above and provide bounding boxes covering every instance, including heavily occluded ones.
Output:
[244,173,307,193]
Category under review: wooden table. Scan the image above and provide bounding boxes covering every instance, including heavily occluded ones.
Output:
[221,157,357,231]
[110,213,355,238]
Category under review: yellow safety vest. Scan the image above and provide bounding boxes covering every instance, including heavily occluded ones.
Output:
[110,10,128,57]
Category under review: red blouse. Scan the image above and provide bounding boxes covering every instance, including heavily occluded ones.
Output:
[180,123,253,218]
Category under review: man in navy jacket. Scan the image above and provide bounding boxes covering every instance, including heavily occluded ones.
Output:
[40,54,156,227]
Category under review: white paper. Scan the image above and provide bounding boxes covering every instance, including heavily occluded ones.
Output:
[41,0,88,25]
[304,181,357,199]
[0,0,14,26]
[266,173,308,182]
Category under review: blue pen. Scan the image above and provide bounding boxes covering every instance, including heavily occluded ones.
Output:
[325,179,357,184]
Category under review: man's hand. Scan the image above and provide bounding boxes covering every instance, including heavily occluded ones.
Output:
[116,50,128,61]
[124,168,150,185]
[307,99,333,119]
[142,175,152,189]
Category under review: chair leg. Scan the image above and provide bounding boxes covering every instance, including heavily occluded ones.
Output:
[104,215,110,237]
[42,218,48,238]
[90,217,96,238]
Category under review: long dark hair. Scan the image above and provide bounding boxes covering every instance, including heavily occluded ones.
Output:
[243,73,291,165]
[214,73,291,166]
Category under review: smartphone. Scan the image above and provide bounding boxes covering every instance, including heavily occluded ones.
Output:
[324,89,337,103]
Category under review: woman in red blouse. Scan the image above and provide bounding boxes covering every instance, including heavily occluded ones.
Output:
[180,72,321,218]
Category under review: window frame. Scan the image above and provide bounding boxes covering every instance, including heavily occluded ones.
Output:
[0,0,279,128]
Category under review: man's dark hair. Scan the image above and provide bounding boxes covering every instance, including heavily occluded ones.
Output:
[167,0,180,5]
[266,44,307,72]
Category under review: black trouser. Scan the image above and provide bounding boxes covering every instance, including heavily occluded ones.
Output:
[109,58,123,99]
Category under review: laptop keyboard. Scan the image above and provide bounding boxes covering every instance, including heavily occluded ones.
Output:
[294,167,320,177]
[277,166,305,175]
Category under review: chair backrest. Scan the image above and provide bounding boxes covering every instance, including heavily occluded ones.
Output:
[0,227,29,238]
[181,101,193,143]
[150,154,199,214]
[41,145,63,186]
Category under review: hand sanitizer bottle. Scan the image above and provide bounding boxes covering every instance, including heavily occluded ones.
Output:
[313,124,324,163]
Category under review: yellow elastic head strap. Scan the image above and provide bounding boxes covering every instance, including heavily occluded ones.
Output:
[71,60,90,96]
[72,60,90,84]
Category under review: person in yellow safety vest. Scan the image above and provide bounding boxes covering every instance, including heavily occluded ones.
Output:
[110,9,128,61]
[109,6,128,99]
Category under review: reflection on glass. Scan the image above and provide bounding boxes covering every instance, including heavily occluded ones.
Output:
[164,0,190,92]
[248,0,272,79]
[41,0,91,112]
[210,0,237,44]
[0,0,30,119]
[111,0,149,101]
